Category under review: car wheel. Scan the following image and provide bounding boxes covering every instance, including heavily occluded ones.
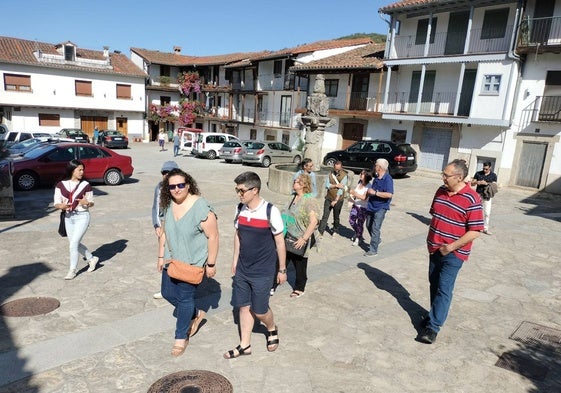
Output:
[225,159,232,163]
[104,168,123,186]
[207,150,217,160]
[102,141,107,148]
[262,156,271,168]
[325,158,337,167]
[293,155,302,164]
[14,171,39,191]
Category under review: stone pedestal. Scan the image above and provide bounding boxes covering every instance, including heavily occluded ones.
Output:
[0,160,15,218]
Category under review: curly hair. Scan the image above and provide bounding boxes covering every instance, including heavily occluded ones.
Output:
[159,168,200,210]
[297,173,312,194]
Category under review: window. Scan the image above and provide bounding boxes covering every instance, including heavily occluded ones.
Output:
[415,18,437,45]
[64,45,75,61]
[250,129,257,140]
[160,96,171,105]
[79,146,102,159]
[39,113,60,126]
[482,75,501,94]
[4,73,31,92]
[391,129,407,144]
[160,65,170,77]
[273,60,283,77]
[116,84,131,99]
[75,80,92,96]
[481,8,509,39]
[325,79,339,97]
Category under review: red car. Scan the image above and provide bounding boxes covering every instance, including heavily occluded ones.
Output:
[12,142,134,190]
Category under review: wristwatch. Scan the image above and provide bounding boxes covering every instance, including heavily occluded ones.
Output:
[207,263,216,268]
[278,269,287,274]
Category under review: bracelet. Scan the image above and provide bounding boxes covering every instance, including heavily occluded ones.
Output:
[278,269,287,274]
[158,256,164,258]
[374,190,378,196]
[207,263,216,268]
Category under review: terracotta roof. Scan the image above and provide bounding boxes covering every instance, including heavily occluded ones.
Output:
[289,43,385,72]
[0,36,146,77]
[130,47,265,66]
[379,0,511,14]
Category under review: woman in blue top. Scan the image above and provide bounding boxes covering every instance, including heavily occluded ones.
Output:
[158,168,219,357]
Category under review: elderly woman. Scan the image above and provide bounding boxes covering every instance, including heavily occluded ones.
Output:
[158,168,219,357]
[283,173,319,298]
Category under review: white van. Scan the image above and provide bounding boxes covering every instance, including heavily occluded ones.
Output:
[192,132,240,160]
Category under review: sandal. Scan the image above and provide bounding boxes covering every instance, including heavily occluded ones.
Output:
[188,310,206,338]
[290,291,304,298]
[171,340,188,357]
[223,344,251,359]
[267,326,279,352]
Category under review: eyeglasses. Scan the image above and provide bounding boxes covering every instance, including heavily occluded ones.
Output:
[441,172,459,179]
[168,183,186,190]
[235,187,255,195]
[161,170,170,175]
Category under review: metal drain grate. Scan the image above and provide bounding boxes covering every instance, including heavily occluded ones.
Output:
[510,321,561,352]
[495,352,549,381]
[147,370,232,393]
[0,297,60,317]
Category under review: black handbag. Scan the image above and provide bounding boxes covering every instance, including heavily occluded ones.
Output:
[285,232,309,256]
[58,211,67,237]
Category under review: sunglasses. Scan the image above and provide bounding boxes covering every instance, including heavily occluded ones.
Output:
[161,170,170,175]
[235,187,255,196]
[168,183,186,190]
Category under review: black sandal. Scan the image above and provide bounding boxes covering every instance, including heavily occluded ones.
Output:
[223,344,251,359]
[267,326,279,352]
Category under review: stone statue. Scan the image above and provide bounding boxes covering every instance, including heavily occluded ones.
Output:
[300,74,333,167]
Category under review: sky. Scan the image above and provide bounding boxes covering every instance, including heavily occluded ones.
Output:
[1,0,390,57]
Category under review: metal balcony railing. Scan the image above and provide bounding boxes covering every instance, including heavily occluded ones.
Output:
[391,26,513,58]
[519,16,561,47]
[329,93,378,111]
[385,91,458,115]
[532,95,561,122]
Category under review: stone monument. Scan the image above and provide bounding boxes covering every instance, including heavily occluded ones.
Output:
[300,74,334,166]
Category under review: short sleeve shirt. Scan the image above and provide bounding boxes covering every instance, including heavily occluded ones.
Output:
[366,173,394,212]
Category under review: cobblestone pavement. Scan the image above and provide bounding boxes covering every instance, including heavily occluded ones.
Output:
[0,142,560,392]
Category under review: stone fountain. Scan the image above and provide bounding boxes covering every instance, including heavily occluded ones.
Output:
[268,74,352,197]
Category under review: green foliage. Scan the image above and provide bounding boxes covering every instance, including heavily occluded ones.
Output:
[338,33,387,43]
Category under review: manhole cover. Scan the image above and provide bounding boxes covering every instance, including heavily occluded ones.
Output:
[147,370,232,393]
[510,321,561,352]
[495,352,549,381]
[0,297,60,317]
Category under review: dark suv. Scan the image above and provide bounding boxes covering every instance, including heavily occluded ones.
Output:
[323,140,417,177]
[58,128,90,143]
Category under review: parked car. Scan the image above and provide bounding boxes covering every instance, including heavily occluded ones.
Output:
[7,137,75,157]
[3,131,54,146]
[98,130,128,149]
[192,132,240,159]
[322,140,417,177]
[242,141,302,168]
[178,127,202,154]
[0,124,9,141]
[58,128,90,143]
[11,142,134,190]
[219,140,253,163]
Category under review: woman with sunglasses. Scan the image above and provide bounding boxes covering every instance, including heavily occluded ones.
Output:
[158,168,219,357]
[348,170,373,246]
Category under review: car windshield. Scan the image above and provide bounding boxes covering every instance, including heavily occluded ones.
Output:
[34,133,52,138]
[11,138,41,149]
[22,144,57,159]
[104,131,122,136]
[246,142,265,149]
[222,141,240,147]
[398,144,415,155]
[68,131,85,136]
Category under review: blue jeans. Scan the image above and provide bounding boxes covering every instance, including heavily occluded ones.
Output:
[161,268,197,339]
[427,251,463,333]
[365,209,387,253]
[65,211,93,270]
[174,145,180,156]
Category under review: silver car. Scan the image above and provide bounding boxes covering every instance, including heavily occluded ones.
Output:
[242,141,302,168]
[219,140,252,163]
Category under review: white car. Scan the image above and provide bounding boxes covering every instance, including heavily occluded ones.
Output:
[192,132,240,160]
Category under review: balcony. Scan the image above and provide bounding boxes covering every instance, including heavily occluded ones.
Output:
[257,111,297,128]
[391,26,513,59]
[518,16,561,53]
[328,93,381,117]
[530,96,561,122]
[384,91,458,116]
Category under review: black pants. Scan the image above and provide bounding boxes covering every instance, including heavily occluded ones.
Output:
[318,198,344,234]
[287,251,308,292]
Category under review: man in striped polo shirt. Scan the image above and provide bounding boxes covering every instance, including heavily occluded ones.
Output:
[420,159,484,344]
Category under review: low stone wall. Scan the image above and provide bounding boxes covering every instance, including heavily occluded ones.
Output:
[267,163,354,199]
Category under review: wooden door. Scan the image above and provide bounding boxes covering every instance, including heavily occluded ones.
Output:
[516,142,547,188]
[116,117,128,135]
[342,123,364,149]
[81,116,108,139]
[445,11,469,55]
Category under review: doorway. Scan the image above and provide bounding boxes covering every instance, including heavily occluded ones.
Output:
[445,11,469,55]
[342,123,365,149]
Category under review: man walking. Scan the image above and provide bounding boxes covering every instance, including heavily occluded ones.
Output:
[420,159,484,344]
[173,131,181,157]
[364,159,393,257]
[293,158,318,197]
[224,171,287,359]
[471,161,497,235]
[318,160,348,236]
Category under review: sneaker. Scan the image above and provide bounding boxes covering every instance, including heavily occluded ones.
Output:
[64,269,77,280]
[419,328,438,344]
[352,238,359,246]
[87,256,99,272]
[483,229,493,235]
[153,292,163,299]
[363,251,378,257]
[270,288,276,297]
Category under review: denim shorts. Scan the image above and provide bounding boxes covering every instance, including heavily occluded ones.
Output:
[231,272,271,315]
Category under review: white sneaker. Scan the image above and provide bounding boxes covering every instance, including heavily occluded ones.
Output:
[153,292,163,299]
[87,256,99,272]
[64,269,77,280]
[352,238,359,246]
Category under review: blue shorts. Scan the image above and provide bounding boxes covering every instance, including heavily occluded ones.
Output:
[231,272,272,315]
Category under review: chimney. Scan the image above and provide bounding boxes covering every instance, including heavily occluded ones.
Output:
[103,46,109,58]
[173,46,182,55]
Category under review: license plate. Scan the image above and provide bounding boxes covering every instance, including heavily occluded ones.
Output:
[247,152,254,155]
[114,138,122,140]
[407,157,414,160]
